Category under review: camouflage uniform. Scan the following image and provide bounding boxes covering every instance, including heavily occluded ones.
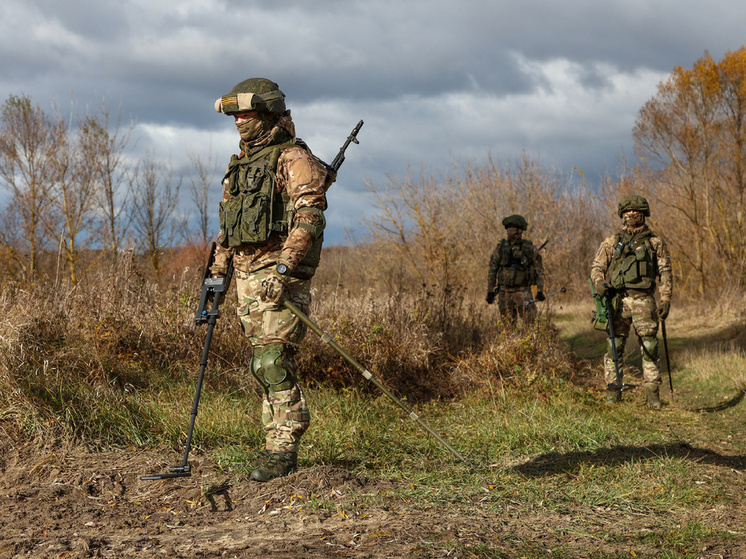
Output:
[486,215,544,324]
[210,79,331,478]
[590,196,672,404]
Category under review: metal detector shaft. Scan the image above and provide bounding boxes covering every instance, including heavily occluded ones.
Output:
[141,245,233,481]
[140,320,216,481]
[661,319,674,401]
[525,286,566,307]
[282,299,476,471]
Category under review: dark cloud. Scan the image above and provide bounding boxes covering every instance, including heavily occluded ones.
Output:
[1,0,745,243]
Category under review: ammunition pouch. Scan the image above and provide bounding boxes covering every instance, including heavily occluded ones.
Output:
[609,232,657,291]
[219,190,273,247]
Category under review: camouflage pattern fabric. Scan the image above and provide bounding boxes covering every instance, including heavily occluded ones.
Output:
[234,267,311,346]
[235,267,312,452]
[261,385,310,453]
[591,223,673,387]
[487,236,544,325]
[211,113,329,276]
[497,288,536,324]
[602,291,661,385]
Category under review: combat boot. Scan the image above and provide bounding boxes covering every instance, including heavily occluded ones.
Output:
[605,388,622,404]
[250,451,297,482]
[645,383,662,409]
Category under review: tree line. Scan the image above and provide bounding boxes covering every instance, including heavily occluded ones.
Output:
[0,95,214,282]
[3,48,746,304]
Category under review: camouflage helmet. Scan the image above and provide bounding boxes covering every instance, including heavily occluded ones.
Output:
[502,214,528,230]
[617,195,650,217]
[214,78,286,115]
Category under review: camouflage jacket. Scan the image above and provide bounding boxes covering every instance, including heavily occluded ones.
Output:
[590,225,673,302]
[487,238,544,292]
[211,113,330,278]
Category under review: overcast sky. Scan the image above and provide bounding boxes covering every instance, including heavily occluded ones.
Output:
[2,0,745,244]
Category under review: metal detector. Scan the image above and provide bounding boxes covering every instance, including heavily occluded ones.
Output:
[604,292,634,394]
[282,298,478,472]
[141,244,233,481]
[524,286,567,308]
[661,319,674,401]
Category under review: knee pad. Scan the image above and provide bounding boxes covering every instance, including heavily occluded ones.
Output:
[641,336,659,362]
[251,343,295,392]
[607,336,625,359]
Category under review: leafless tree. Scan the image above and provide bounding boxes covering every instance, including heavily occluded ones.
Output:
[188,147,219,251]
[0,94,57,277]
[88,102,134,268]
[129,153,182,273]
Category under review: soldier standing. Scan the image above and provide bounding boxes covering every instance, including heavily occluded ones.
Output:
[486,214,545,324]
[209,78,333,481]
[590,195,673,407]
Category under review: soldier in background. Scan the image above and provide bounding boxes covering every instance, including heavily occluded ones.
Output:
[590,195,673,407]
[486,214,545,325]
[210,78,333,481]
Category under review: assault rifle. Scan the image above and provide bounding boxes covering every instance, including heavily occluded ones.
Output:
[141,243,233,480]
[589,278,633,395]
[330,120,364,173]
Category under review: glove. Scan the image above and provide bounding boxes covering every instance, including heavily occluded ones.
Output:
[486,291,496,305]
[209,266,227,279]
[535,291,546,301]
[594,281,610,297]
[260,269,287,303]
[657,301,670,320]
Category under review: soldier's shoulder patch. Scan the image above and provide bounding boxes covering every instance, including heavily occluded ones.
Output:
[288,157,314,185]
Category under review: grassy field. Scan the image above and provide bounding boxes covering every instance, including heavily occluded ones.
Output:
[0,275,744,557]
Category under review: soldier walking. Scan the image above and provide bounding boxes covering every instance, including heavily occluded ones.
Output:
[590,195,673,407]
[209,78,333,481]
[486,214,545,325]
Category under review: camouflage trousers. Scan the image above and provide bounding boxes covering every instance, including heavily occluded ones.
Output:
[498,288,536,325]
[235,267,312,453]
[603,290,661,386]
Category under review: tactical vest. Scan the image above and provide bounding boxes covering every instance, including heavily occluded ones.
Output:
[218,139,325,276]
[609,229,657,291]
[496,239,535,288]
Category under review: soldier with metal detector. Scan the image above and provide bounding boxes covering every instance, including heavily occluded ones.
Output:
[207,77,361,482]
[590,195,673,407]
